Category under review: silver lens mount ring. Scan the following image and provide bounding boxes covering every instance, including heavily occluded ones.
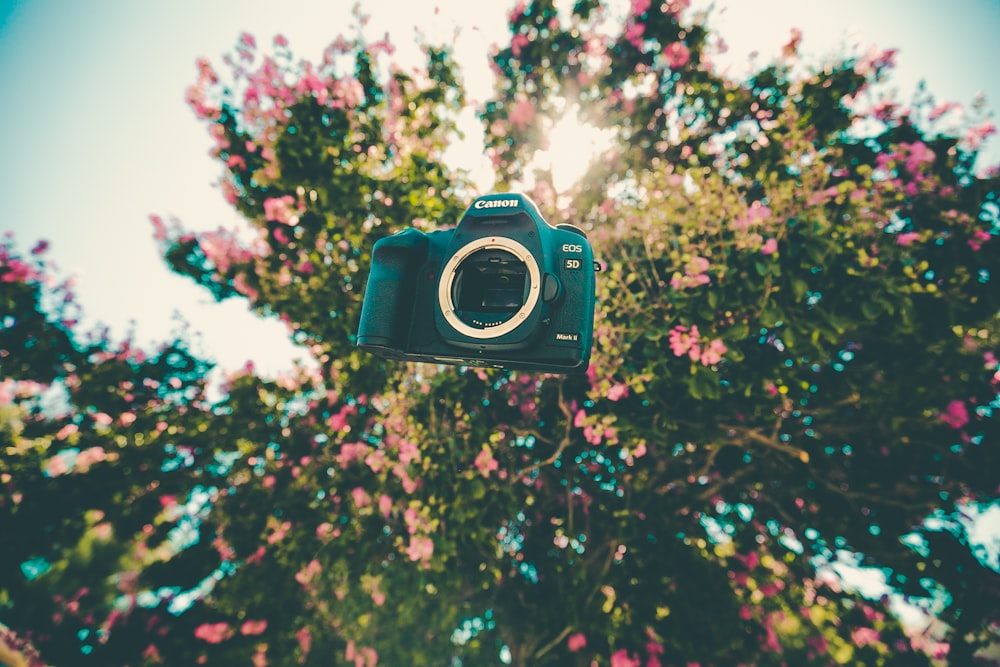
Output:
[438,236,541,339]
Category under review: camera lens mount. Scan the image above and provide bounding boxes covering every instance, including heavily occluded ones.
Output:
[438,236,541,339]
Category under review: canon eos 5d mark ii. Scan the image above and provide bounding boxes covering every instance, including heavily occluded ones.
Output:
[356,193,596,372]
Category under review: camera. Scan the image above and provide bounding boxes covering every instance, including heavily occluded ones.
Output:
[356,193,596,373]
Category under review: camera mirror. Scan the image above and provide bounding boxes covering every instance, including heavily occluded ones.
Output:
[453,249,528,320]
[438,237,540,339]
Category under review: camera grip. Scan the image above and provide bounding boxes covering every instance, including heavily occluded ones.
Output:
[356,228,428,351]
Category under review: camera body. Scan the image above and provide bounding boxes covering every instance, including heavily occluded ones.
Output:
[356,193,596,373]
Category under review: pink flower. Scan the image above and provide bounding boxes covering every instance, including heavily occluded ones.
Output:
[928,101,960,121]
[610,649,640,667]
[56,423,78,440]
[194,622,234,644]
[670,256,711,290]
[854,47,898,77]
[700,339,727,366]
[273,230,292,253]
[329,405,357,434]
[761,238,778,255]
[664,42,690,68]
[940,400,969,429]
[851,626,880,647]
[345,641,379,667]
[295,559,322,585]
[896,231,920,246]
[968,229,991,251]
[668,324,700,358]
[267,519,290,544]
[296,626,312,658]
[474,447,499,477]
[567,632,587,651]
[377,494,393,518]
[406,535,434,562]
[511,33,530,57]
[76,446,107,471]
[782,27,803,58]
[337,441,369,467]
[624,21,645,49]
[733,201,771,231]
[508,98,535,132]
[263,196,299,225]
[607,382,629,401]
[901,141,935,174]
[351,486,371,508]
[962,120,996,152]
[240,619,268,636]
[509,0,527,22]
[44,453,71,478]
[397,439,421,467]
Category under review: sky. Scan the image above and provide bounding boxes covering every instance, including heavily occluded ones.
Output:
[0,0,998,378]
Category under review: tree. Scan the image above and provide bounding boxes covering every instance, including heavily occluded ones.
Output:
[2,2,998,665]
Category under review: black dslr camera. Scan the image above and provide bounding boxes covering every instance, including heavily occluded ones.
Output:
[356,193,596,372]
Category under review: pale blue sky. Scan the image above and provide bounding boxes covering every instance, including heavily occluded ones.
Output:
[1,0,997,375]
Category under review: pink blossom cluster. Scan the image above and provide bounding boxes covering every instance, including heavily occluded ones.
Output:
[263,195,303,226]
[511,32,530,58]
[668,325,727,366]
[295,559,322,586]
[624,20,645,50]
[474,446,499,477]
[405,535,434,563]
[296,626,312,660]
[960,120,996,153]
[939,399,969,429]
[669,256,711,290]
[898,141,936,175]
[928,100,961,122]
[0,255,42,284]
[507,97,536,132]
[663,42,690,69]
[185,57,220,119]
[194,621,234,644]
[854,47,898,78]
[610,648,640,667]
[0,378,47,406]
[574,409,620,446]
[344,639,378,667]
[732,201,772,231]
[44,446,109,477]
[967,228,991,252]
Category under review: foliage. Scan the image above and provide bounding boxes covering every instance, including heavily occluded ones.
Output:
[2,2,999,665]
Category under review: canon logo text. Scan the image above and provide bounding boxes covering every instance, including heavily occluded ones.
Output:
[474,199,519,209]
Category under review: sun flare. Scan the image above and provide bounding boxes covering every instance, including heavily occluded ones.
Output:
[532,101,615,192]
